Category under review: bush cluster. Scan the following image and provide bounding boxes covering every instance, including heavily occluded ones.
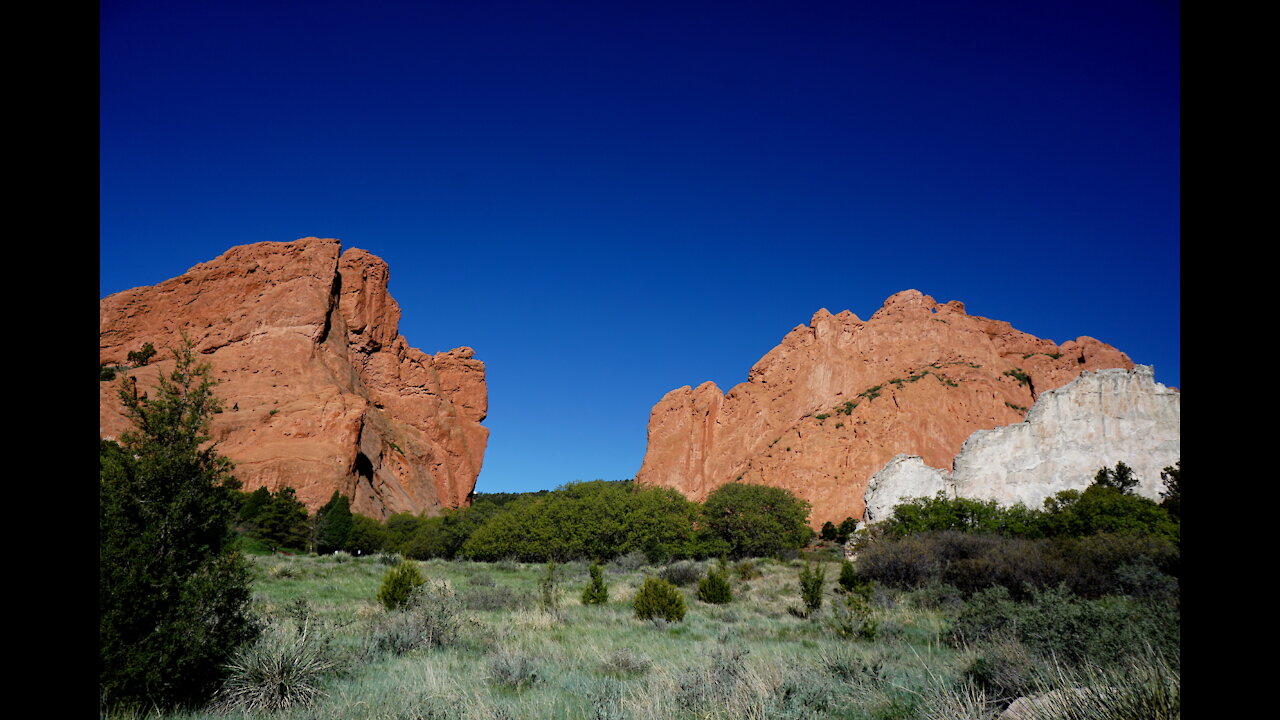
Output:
[951,584,1179,667]
[856,530,1178,600]
[884,471,1180,545]
[377,562,426,610]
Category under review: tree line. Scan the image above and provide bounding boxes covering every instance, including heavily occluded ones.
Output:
[235,477,819,564]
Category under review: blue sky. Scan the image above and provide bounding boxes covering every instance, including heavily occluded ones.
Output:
[101,1,1179,494]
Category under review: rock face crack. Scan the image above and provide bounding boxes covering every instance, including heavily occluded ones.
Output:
[99,236,489,519]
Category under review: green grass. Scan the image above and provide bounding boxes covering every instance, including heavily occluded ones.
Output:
[106,553,1173,720]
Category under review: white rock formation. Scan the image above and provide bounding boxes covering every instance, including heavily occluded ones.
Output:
[862,366,1180,522]
[863,455,950,524]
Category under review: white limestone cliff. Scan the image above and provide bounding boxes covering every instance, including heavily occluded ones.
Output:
[863,366,1180,522]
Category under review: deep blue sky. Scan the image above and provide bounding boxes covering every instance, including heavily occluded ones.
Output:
[101,1,1179,494]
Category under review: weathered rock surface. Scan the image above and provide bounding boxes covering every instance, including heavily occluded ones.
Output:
[863,366,1180,521]
[99,237,488,519]
[635,291,1135,528]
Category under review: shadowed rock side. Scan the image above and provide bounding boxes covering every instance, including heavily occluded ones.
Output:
[635,290,1135,528]
[863,366,1180,523]
[99,237,488,519]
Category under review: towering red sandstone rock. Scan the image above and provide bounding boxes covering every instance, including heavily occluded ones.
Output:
[99,237,488,519]
[635,290,1134,528]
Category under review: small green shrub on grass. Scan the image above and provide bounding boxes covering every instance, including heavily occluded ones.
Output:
[697,565,733,604]
[734,558,761,580]
[633,577,686,622]
[799,563,826,614]
[369,579,467,655]
[377,562,426,610]
[581,561,609,605]
[537,560,561,618]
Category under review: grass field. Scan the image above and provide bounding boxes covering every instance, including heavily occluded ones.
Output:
[113,551,1176,720]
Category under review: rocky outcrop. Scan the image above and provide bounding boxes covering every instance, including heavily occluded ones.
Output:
[863,366,1179,522]
[635,290,1135,528]
[99,237,488,519]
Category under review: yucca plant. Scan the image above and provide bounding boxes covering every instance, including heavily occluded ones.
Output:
[1010,651,1180,720]
[215,621,337,713]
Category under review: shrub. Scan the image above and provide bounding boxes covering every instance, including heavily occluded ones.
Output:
[799,563,825,614]
[1039,486,1179,543]
[836,516,858,543]
[377,562,426,610]
[127,341,157,367]
[600,648,652,677]
[734,558,761,580]
[537,560,561,618]
[951,585,1179,667]
[633,577,686,622]
[581,561,609,605]
[215,621,336,713]
[461,585,526,612]
[697,565,733,604]
[827,591,877,640]
[884,492,1042,538]
[837,558,868,594]
[659,560,702,586]
[487,648,541,690]
[369,579,467,654]
[963,635,1041,703]
[674,645,753,713]
[609,549,648,572]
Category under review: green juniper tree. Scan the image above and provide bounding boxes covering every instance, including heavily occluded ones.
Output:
[100,337,258,712]
[314,490,354,554]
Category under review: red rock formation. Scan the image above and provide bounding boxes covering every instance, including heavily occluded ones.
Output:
[99,237,488,519]
[635,290,1133,528]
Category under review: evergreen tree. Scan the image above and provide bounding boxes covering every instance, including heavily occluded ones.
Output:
[836,517,858,543]
[314,490,354,554]
[581,560,610,605]
[1093,461,1139,494]
[820,521,838,541]
[100,337,258,711]
[256,486,311,552]
[1159,461,1181,520]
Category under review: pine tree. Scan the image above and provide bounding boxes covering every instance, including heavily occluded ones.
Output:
[100,336,258,711]
[581,560,610,605]
[1093,461,1140,494]
[314,490,354,554]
